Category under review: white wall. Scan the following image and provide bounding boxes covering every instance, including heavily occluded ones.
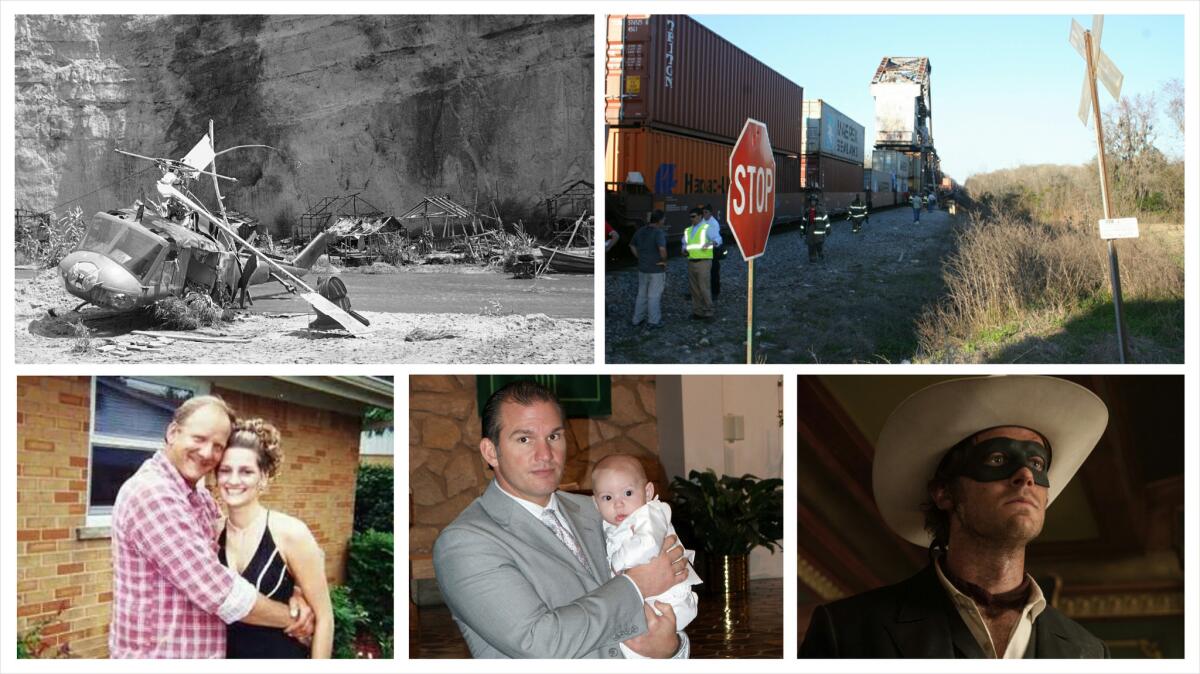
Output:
[678,375,783,579]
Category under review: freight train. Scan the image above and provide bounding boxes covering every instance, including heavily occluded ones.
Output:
[605,15,942,246]
[606,13,809,241]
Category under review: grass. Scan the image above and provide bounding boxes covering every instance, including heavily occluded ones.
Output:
[915,196,1183,363]
[68,320,93,354]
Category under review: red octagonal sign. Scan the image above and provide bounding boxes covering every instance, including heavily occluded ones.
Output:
[726,118,776,260]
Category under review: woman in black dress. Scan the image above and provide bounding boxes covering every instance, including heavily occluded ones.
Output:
[217,419,334,658]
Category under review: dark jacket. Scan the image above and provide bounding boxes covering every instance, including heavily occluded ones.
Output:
[800,565,1109,658]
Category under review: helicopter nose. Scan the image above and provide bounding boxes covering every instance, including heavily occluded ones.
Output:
[59,252,142,306]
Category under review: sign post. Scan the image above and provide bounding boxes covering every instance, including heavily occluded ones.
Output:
[1071,15,1131,363]
[726,118,776,364]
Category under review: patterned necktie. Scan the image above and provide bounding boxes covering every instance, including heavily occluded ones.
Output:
[541,508,590,570]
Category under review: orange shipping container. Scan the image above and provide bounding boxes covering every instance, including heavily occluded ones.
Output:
[606,126,800,198]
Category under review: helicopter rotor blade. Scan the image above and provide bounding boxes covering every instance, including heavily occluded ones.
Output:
[114,148,238,182]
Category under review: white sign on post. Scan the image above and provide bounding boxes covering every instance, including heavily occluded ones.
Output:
[1098,217,1139,240]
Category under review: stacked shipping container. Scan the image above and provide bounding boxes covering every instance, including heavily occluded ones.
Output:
[605,12,806,227]
[869,149,912,207]
[799,100,865,212]
[606,126,800,198]
[606,14,804,152]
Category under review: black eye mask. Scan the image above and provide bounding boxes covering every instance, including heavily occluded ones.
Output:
[951,437,1051,487]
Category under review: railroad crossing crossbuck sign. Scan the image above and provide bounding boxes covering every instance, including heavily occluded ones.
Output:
[1070,16,1123,126]
[727,118,776,261]
[1070,14,1132,363]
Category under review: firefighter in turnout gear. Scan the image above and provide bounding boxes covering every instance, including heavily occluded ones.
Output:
[804,194,832,263]
[848,194,868,234]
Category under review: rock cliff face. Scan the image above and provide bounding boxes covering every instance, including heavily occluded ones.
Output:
[15,15,593,231]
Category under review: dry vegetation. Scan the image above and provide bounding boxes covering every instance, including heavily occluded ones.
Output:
[15,207,86,268]
[915,84,1183,363]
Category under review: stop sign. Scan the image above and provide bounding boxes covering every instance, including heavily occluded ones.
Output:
[726,118,776,260]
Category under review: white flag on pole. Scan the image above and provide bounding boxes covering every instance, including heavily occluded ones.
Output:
[181,134,215,172]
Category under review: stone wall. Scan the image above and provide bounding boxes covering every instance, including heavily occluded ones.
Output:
[15,376,363,658]
[409,375,663,557]
[15,15,593,231]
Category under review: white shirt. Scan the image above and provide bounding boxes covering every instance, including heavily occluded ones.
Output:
[702,215,723,246]
[492,483,641,598]
[934,557,1047,658]
[602,499,701,626]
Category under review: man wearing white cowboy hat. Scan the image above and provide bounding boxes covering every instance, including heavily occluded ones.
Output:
[800,376,1110,659]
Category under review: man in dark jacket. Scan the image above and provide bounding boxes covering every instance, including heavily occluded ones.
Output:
[801,376,1111,659]
[804,195,831,263]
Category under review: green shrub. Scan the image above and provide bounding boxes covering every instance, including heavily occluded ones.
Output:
[353,463,393,534]
[346,530,394,640]
[16,613,70,659]
[330,585,368,659]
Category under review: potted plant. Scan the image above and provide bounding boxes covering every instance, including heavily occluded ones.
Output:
[668,469,783,595]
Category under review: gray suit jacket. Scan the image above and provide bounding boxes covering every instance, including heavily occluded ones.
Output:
[433,481,646,658]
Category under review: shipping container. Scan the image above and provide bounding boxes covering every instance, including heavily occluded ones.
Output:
[606,14,804,154]
[800,154,864,194]
[800,100,865,165]
[870,149,911,194]
[799,153,866,213]
[607,126,800,198]
[606,126,806,239]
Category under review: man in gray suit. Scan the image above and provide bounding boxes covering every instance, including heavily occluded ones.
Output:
[433,381,690,658]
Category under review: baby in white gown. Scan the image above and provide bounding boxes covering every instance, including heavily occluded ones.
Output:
[591,455,702,659]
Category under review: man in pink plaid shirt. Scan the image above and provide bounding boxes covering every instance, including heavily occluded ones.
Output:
[109,395,313,658]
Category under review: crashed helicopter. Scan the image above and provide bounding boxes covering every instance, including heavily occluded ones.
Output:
[56,122,368,334]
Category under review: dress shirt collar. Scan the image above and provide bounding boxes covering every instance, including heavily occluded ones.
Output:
[494,480,562,520]
[934,555,1047,658]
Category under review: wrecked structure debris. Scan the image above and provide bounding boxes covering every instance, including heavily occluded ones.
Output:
[538,179,595,235]
[871,56,939,193]
[51,121,369,335]
[538,213,594,274]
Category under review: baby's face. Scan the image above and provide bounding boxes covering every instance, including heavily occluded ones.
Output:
[592,467,652,525]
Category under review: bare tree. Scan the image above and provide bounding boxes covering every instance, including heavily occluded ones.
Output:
[1161,78,1184,149]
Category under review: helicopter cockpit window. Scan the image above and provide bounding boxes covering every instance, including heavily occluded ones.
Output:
[78,216,122,254]
[111,227,165,280]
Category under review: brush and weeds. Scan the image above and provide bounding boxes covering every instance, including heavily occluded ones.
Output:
[916,87,1183,363]
[15,207,86,269]
[915,190,1182,363]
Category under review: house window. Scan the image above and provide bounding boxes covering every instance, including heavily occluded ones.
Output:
[87,377,206,526]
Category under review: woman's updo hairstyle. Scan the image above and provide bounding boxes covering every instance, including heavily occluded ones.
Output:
[227,418,283,480]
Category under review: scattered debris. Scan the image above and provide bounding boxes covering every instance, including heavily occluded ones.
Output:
[130,329,250,344]
[153,292,228,330]
[405,327,458,342]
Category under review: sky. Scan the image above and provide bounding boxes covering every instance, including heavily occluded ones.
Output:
[693,14,1185,181]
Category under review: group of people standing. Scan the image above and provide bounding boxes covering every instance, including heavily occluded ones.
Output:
[911,191,937,223]
[628,204,724,328]
[624,189,952,325]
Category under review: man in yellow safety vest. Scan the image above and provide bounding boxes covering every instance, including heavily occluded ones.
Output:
[681,208,715,320]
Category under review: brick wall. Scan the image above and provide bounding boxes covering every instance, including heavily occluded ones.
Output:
[16,376,105,657]
[16,377,364,659]
[409,375,662,557]
[211,385,362,586]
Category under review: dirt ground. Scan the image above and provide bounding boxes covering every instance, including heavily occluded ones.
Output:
[605,204,958,364]
[14,268,594,364]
